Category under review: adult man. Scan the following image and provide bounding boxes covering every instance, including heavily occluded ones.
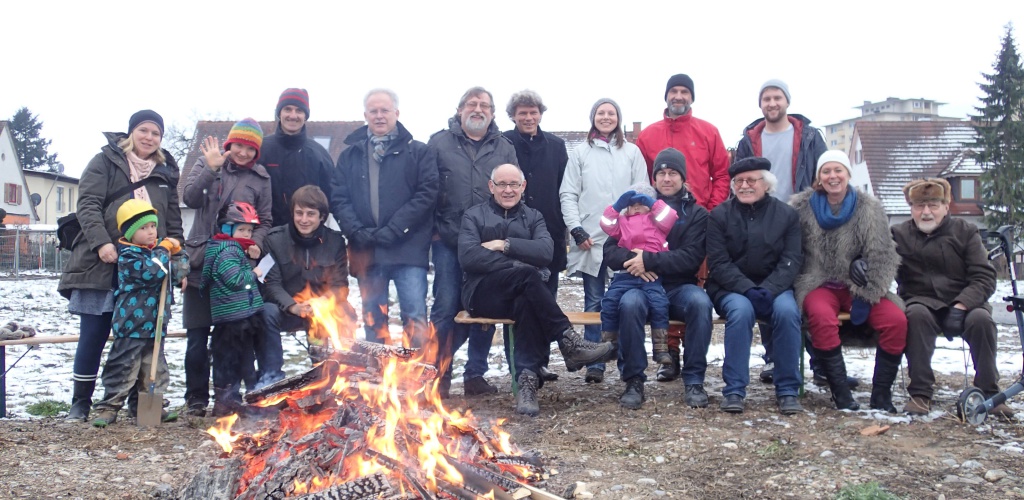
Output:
[603,148,714,408]
[503,90,568,381]
[893,178,1012,418]
[705,157,803,415]
[460,164,615,416]
[261,88,335,228]
[332,89,438,349]
[635,74,730,382]
[429,87,519,397]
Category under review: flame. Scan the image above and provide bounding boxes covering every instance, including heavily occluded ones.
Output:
[206,414,240,453]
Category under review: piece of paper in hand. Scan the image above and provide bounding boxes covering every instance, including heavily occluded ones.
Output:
[255,254,275,283]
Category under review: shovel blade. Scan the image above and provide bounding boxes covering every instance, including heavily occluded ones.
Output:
[137,390,163,427]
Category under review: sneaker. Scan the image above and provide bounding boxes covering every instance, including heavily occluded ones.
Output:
[92,410,118,428]
[904,396,931,416]
[515,370,540,417]
[777,395,804,415]
[759,362,774,383]
[684,384,709,408]
[584,367,604,384]
[464,376,498,396]
[619,377,645,410]
[557,328,616,372]
[538,366,559,382]
[720,394,745,413]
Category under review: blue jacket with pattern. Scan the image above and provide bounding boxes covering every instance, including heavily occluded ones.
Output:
[112,239,175,339]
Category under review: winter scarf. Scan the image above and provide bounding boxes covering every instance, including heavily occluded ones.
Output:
[368,128,399,163]
[126,150,155,202]
[288,222,325,248]
[213,233,256,252]
[810,189,857,230]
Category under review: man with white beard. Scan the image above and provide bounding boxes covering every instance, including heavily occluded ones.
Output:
[892,178,1013,419]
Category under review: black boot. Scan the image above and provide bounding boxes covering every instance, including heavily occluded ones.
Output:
[656,350,681,382]
[869,349,901,413]
[814,347,859,410]
[67,380,95,421]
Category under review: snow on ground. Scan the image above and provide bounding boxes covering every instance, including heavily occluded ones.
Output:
[1,276,1022,420]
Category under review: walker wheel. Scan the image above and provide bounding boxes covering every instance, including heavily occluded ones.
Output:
[956,387,988,425]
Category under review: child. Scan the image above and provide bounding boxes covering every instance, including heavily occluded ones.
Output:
[599,183,679,365]
[201,201,265,417]
[92,199,182,427]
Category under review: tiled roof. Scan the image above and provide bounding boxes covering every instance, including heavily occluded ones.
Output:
[549,131,589,153]
[855,121,977,216]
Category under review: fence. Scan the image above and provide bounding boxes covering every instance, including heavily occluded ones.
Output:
[0,228,67,275]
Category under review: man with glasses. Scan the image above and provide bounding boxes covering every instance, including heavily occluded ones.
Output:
[705,157,804,415]
[460,164,616,416]
[331,88,438,350]
[428,87,519,398]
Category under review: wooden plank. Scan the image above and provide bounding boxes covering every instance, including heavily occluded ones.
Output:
[456,310,850,326]
[0,330,187,347]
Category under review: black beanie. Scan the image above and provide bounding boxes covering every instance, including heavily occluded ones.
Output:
[652,148,687,180]
[128,109,164,135]
[665,74,695,102]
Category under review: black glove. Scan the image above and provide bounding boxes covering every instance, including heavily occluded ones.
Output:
[349,229,375,248]
[849,258,869,288]
[743,287,774,319]
[570,226,591,246]
[612,191,636,212]
[373,226,399,246]
[538,267,552,282]
[942,308,966,339]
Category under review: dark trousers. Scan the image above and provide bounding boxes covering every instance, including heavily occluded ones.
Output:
[73,312,114,383]
[905,303,999,398]
[184,327,212,406]
[601,273,670,331]
[211,314,261,408]
[468,266,571,382]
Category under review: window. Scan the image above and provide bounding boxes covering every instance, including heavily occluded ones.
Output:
[855,150,863,163]
[69,187,74,210]
[913,101,922,108]
[56,187,65,213]
[830,140,838,147]
[313,136,331,151]
[4,183,21,205]
[960,178,976,200]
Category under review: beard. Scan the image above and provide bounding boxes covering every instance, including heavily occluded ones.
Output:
[916,218,938,234]
[463,115,490,135]
[669,102,690,117]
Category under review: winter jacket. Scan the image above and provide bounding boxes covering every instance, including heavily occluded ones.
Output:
[705,195,802,304]
[429,117,519,249]
[892,216,995,312]
[260,126,335,228]
[331,122,438,270]
[262,223,350,312]
[201,238,264,324]
[790,188,902,309]
[459,198,552,312]
[635,109,731,210]
[559,140,647,277]
[58,132,183,298]
[112,240,175,339]
[604,191,708,292]
[600,200,677,254]
[182,157,272,287]
[734,114,828,195]
[503,127,569,273]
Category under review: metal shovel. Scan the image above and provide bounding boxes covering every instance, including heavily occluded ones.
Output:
[138,258,170,427]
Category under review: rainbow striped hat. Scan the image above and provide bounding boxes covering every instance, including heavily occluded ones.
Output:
[223,118,263,161]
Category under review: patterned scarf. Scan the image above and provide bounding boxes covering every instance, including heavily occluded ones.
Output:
[810,189,858,230]
[588,131,611,144]
[368,128,399,163]
[125,151,156,203]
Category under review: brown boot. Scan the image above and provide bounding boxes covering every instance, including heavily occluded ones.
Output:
[651,328,671,365]
[990,403,1016,421]
[904,396,931,416]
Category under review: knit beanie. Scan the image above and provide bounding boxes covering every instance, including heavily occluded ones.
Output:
[816,150,852,177]
[590,98,623,129]
[759,79,791,104]
[276,88,310,119]
[627,182,657,199]
[128,109,164,135]
[223,118,264,161]
[665,74,695,102]
[651,148,687,180]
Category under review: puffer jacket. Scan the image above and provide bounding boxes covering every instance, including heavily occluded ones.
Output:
[261,126,335,228]
[262,223,350,312]
[58,132,182,298]
[599,200,677,254]
[734,114,828,194]
[429,117,518,249]
[201,237,264,324]
[112,240,174,339]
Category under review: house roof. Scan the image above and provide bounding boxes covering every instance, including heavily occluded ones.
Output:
[0,121,6,135]
[22,169,80,184]
[855,121,977,215]
[549,131,589,153]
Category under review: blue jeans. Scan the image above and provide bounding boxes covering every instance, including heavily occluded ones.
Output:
[430,240,494,380]
[258,303,305,388]
[581,266,607,370]
[356,264,428,348]
[668,284,714,386]
[601,274,669,331]
[715,290,801,398]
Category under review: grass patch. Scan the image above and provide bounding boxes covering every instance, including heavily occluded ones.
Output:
[834,482,903,500]
[756,440,794,460]
[25,399,71,417]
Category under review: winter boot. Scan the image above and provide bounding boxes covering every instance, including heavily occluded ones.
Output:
[656,349,681,382]
[869,349,901,413]
[557,328,616,372]
[814,347,859,410]
[620,377,645,410]
[92,409,118,428]
[601,331,619,359]
[515,370,540,417]
[651,328,672,365]
[67,380,95,421]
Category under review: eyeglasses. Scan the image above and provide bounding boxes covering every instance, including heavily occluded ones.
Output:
[732,177,763,187]
[366,108,393,116]
[463,101,493,111]
[493,182,523,191]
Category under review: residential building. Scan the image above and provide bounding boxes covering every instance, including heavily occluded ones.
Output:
[823,97,962,155]
[0,121,40,224]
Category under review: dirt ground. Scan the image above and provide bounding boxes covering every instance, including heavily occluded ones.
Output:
[2,281,1023,499]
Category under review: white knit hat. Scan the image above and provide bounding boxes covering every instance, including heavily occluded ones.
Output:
[816,150,851,177]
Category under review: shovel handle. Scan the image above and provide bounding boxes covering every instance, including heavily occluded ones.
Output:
[149,273,169,385]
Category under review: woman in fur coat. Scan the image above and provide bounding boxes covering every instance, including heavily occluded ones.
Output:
[790,150,906,412]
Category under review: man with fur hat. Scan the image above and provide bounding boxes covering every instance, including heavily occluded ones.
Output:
[892,178,1012,418]
[261,88,335,229]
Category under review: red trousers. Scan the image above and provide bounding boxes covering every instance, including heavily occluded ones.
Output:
[804,287,906,356]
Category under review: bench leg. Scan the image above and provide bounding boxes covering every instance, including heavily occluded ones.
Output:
[1,346,6,418]
[799,333,805,397]
[508,326,517,397]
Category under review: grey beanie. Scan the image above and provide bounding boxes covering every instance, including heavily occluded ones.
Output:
[627,182,656,199]
[590,98,623,129]
[759,79,791,104]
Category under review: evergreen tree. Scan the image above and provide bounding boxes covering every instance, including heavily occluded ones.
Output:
[8,107,59,171]
[972,23,1024,232]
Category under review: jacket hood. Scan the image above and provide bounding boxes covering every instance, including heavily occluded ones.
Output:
[100,131,179,174]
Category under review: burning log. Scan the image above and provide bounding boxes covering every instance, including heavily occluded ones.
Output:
[289,473,395,500]
[245,359,342,406]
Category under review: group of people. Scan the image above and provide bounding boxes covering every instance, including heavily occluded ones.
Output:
[57,75,1013,424]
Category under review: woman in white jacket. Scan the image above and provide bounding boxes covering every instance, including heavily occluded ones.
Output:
[559,97,648,383]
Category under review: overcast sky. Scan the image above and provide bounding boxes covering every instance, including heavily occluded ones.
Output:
[4,1,1022,178]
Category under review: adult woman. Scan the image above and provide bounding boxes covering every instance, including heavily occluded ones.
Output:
[559,98,647,383]
[181,118,272,416]
[59,110,183,421]
[791,150,906,412]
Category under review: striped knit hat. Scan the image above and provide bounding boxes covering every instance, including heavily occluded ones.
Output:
[276,88,310,119]
[223,118,263,161]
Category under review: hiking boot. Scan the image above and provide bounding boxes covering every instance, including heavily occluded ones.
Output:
[538,366,559,382]
[905,396,931,416]
[869,350,901,413]
[601,331,619,360]
[464,376,498,396]
[684,384,709,408]
[620,377,645,410]
[515,370,540,417]
[759,362,774,383]
[438,373,452,400]
[657,350,681,382]
[186,403,207,417]
[67,380,95,421]
[584,367,604,383]
[720,394,745,413]
[777,395,804,415]
[651,328,672,365]
[557,328,616,372]
[815,347,859,411]
[990,403,1016,421]
[92,409,118,428]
